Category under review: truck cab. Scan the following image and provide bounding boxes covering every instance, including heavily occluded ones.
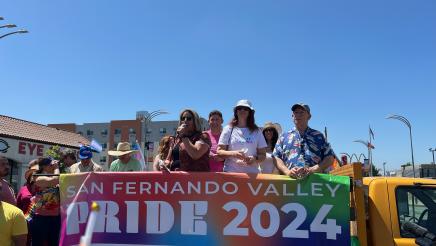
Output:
[331,164,436,246]
[364,177,436,246]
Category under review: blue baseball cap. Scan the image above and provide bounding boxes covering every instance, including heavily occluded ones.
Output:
[291,103,311,114]
[79,146,93,160]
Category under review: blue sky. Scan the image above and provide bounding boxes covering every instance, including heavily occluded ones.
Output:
[1,0,435,172]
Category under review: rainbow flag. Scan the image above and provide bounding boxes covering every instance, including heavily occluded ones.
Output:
[132,140,146,171]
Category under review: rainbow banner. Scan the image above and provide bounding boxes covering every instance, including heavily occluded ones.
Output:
[59,172,350,246]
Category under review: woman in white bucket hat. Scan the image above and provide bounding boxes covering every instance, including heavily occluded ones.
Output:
[217,99,267,174]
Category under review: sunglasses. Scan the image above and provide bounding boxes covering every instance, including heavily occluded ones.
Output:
[264,128,275,133]
[181,116,193,121]
[236,107,250,111]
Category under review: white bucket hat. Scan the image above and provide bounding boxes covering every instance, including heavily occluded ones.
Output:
[234,99,254,111]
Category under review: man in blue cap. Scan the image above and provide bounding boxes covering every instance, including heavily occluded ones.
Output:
[273,103,335,178]
[68,146,103,173]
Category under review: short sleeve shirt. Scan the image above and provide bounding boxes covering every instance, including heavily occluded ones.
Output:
[218,125,267,173]
[110,157,142,172]
[68,160,103,173]
[206,130,224,172]
[32,185,60,217]
[0,179,17,206]
[0,201,28,246]
[273,127,334,169]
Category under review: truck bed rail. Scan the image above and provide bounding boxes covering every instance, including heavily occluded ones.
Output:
[330,163,367,246]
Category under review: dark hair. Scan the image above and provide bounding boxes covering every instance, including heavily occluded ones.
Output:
[231,108,258,132]
[61,149,77,162]
[36,157,52,174]
[263,127,279,151]
[208,110,223,120]
[179,109,202,134]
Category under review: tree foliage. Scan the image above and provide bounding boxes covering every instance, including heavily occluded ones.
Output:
[45,145,62,160]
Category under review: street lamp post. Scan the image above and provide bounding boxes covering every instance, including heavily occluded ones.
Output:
[0,29,28,39]
[386,114,415,178]
[0,17,28,40]
[383,162,386,176]
[429,148,436,165]
[354,139,373,176]
[0,24,17,29]
[140,110,168,170]
[340,152,367,163]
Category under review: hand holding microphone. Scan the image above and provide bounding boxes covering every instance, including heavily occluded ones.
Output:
[176,123,188,138]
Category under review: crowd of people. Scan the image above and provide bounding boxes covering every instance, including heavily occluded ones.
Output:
[0,100,335,246]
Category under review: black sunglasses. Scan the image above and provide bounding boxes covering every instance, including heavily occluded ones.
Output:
[181,116,193,121]
[235,107,250,111]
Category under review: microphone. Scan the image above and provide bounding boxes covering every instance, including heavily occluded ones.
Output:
[176,124,187,139]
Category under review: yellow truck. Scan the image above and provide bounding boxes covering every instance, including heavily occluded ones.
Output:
[331,163,436,246]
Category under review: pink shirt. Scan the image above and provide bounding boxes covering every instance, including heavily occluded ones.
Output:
[0,178,16,205]
[17,184,33,214]
[206,130,224,172]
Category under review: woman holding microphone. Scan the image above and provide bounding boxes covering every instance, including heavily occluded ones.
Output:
[217,100,267,173]
[167,109,211,171]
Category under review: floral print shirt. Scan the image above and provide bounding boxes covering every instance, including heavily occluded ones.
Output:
[273,127,334,169]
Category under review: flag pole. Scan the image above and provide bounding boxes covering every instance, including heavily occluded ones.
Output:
[369,126,373,177]
[80,202,100,246]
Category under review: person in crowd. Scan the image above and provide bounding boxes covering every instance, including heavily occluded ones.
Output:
[260,122,281,174]
[29,157,61,246]
[217,100,267,173]
[205,110,225,172]
[167,109,211,171]
[0,156,16,205]
[59,148,77,173]
[68,145,103,173]
[16,159,38,246]
[109,142,142,171]
[153,136,174,171]
[273,103,334,178]
[0,201,28,246]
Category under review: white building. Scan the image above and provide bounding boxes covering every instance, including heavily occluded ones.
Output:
[0,115,89,191]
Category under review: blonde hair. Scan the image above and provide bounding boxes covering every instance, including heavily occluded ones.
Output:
[158,136,172,159]
[179,109,203,134]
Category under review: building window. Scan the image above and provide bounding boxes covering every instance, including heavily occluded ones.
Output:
[102,143,107,149]
[159,128,167,134]
[87,130,93,136]
[146,128,152,134]
[114,128,121,135]
[101,129,108,137]
[100,156,107,163]
[113,142,118,148]
[129,128,136,134]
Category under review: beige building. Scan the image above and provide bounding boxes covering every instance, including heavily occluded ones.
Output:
[49,111,209,170]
